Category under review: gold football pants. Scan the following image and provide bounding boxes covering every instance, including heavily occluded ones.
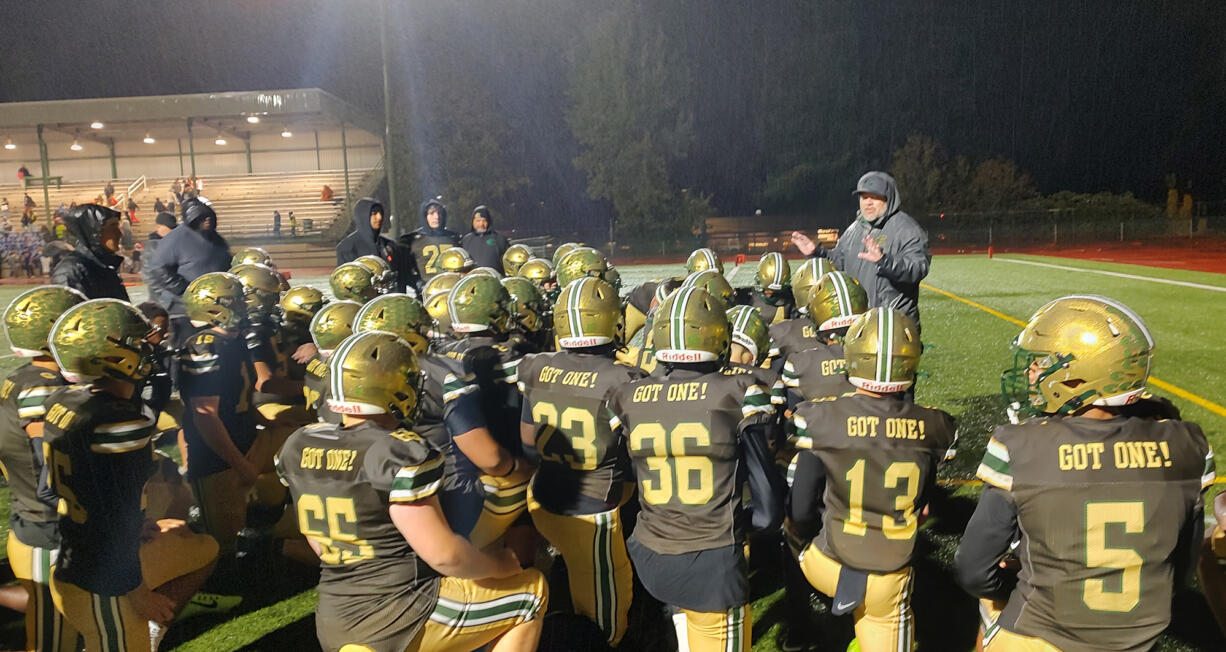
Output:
[799,543,914,652]
[7,532,76,652]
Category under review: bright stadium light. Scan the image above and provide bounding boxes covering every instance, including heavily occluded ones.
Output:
[70,139,83,151]
[90,121,104,129]
[246,115,260,124]
[3,138,14,150]
[215,134,227,146]
[143,132,156,144]
[280,128,292,138]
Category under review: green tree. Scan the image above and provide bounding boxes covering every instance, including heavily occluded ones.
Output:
[566,0,696,241]
[889,134,950,216]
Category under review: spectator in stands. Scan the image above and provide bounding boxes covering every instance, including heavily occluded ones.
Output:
[141,211,177,289]
[147,197,232,347]
[51,203,129,300]
[288,211,297,237]
[22,195,35,228]
[1,198,9,222]
[320,185,334,203]
[167,200,176,217]
[335,197,405,290]
[273,210,282,239]
[126,196,139,223]
[172,178,183,203]
[105,182,115,201]
[154,197,167,214]
[461,205,510,271]
[53,217,66,240]
[17,165,30,188]
[120,217,135,250]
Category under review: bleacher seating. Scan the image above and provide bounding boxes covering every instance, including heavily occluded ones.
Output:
[0,168,374,239]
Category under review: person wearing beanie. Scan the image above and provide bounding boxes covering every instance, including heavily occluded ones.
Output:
[398,197,461,292]
[141,211,178,291]
[146,196,232,346]
[460,205,511,272]
[50,204,129,300]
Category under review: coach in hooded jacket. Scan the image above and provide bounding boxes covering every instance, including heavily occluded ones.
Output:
[146,197,232,342]
[460,205,510,271]
[793,171,930,329]
[335,197,405,291]
[398,197,460,292]
[51,203,129,300]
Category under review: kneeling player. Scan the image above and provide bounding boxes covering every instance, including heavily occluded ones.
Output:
[520,278,644,645]
[45,300,217,650]
[788,307,955,652]
[610,287,785,651]
[956,296,1213,651]
[277,332,547,652]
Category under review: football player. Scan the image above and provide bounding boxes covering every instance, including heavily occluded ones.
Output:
[618,276,686,372]
[517,258,558,304]
[552,242,581,266]
[278,332,547,652]
[44,300,218,651]
[609,287,785,652]
[765,260,836,366]
[439,275,538,549]
[685,247,724,276]
[502,276,552,352]
[302,300,362,425]
[178,272,259,551]
[681,269,736,312]
[400,198,461,292]
[231,246,274,268]
[0,286,85,651]
[556,247,609,289]
[329,262,380,303]
[438,247,476,275]
[778,271,865,411]
[955,296,1213,652]
[279,285,326,373]
[502,243,534,277]
[353,293,517,540]
[788,307,955,652]
[354,254,396,294]
[734,251,795,325]
[519,278,644,644]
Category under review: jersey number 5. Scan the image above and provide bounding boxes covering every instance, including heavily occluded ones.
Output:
[297,494,375,565]
[1083,501,1143,612]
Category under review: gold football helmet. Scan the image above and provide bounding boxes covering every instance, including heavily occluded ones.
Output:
[726,305,770,365]
[49,299,154,383]
[502,277,548,335]
[354,293,434,354]
[330,262,379,302]
[502,244,533,276]
[844,308,922,393]
[808,271,868,333]
[327,331,424,423]
[652,287,730,363]
[755,251,791,291]
[423,272,463,300]
[4,286,87,356]
[791,258,837,312]
[1002,295,1153,415]
[280,286,326,323]
[554,277,620,348]
[681,269,735,311]
[447,275,511,335]
[556,247,609,289]
[231,247,274,268]
[309,300,362,353]
[185,272,247,328]
[518,258,555,286]
[354,254,395,293]
[685,247,724,275]
[424,291,453,335]
[552,242,581,266]
[230,263,282,320]
[438,247,475,274]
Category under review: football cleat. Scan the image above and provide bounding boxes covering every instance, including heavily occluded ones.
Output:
[844,307,921,393]
[755,251,791,291]
[652,287,731,363]
[327,331,424,423]
[1002,295,1153,416]
[685,247,724,275]
[808,271,867,333]
[50,299,154,383]
[554,277,620,348]
[185,272,247,329]
[4,286,87,357]
[329,262,379,302]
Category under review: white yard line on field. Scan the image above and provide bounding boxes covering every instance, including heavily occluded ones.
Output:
[994,256,1226,293]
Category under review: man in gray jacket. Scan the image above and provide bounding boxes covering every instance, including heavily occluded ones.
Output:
[146,197,232,346]
[791,171,930,329]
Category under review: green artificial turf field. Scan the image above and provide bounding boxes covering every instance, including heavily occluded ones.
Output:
[0,252,1221,650]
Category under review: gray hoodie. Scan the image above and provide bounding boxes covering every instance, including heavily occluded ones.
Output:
[818,171,930,327]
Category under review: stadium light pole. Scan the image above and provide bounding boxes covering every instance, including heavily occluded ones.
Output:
[379,0,401,239]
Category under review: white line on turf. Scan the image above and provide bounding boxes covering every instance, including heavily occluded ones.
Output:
[994,257,1226,293]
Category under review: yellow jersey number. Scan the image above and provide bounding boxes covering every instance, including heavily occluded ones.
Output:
[532,401,598,471]
[628,422,714,506]
[421,244,453,276]
[297,494,375,565]
[843,459,920,541]
[43,444,87,524]
[1083,500,1144,613]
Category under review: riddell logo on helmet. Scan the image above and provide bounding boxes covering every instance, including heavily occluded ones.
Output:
[560,336,605,348]
[854,378,911,393]
[656,350,713,363]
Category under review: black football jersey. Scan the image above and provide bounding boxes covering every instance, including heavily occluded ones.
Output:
[42,385,157,595]
[977,416,1214,652]
[277,421,443,651]
[179,329,256,479]
[439,335,533,455]
[519,352,647,513]
[767,318,822,364]
[780,341,853,408]
[0,363,67,548]
[417,354,486,492]
[407,230,460,285]
[303,353,341,425]
[792,394,956,572]
[609,368,777,554]
[246,320,296,406]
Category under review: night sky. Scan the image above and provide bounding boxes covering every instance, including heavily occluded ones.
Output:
[2,0,1222,221]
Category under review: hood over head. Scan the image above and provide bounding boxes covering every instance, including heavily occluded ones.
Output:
[181,197,218,229]
[419,198,448,232]
[353,197,385,241]
[471,205,492,232]
[853,171,901,222]
[63,203,124,269]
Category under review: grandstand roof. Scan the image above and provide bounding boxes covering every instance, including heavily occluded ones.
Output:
[0,88,380,144]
